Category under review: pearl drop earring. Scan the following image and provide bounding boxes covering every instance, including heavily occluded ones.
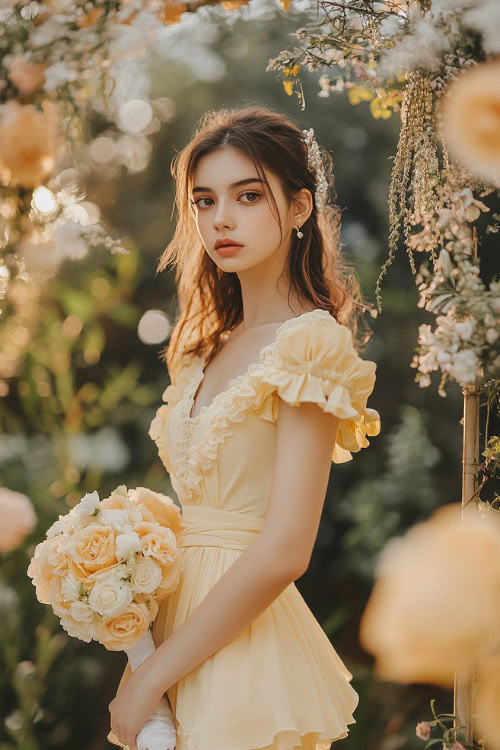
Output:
[294,221,303,239]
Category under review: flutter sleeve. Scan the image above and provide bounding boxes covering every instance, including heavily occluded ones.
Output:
[248,316,381,463]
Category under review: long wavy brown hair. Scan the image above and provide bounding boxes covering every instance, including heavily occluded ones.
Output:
[157,103,374,382]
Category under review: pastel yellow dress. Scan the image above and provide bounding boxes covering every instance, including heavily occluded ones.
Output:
[108,308,381,750]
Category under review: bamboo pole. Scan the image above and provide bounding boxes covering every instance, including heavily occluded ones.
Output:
[453,226,481,745]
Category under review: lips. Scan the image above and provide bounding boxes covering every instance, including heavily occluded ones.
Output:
[214,238,243,250]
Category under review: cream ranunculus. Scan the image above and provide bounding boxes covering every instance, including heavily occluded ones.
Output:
[61,575,82,602]
[98,601,150,651]
[129,486,184,535]
[69,600,95,623]
[359,503,500,687]
[88,577,133,617]
[60,612,98,643]
[134,521,177,565]
[130,557,163,594]
[69,522,117,574]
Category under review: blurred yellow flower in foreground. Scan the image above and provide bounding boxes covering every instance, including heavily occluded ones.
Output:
[359,502,500,687]
[438,57,500,189]
[0,100,64,189]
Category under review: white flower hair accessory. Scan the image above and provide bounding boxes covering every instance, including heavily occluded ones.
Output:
[302,127,329,212]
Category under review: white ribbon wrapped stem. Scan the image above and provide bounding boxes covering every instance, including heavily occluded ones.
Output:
[124,627,176,750]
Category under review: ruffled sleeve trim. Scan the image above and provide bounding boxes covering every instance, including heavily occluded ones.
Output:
[248,314,381,463]
[147,352,198,474]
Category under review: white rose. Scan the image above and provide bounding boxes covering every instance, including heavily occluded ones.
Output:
[70,601,95,622]
[61,575,81,602]
[116,531,141,560]
[98,509,130,532]
[74,490,100,517]
[88,578,133,617]
[130,558,163,594]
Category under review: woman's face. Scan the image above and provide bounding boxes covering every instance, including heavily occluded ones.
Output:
[190,146,298,273]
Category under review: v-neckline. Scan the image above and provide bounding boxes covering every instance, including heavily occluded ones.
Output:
[186,308,324,422]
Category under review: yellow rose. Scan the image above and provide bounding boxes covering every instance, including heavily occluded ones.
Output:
[135,592,159,621]
[98,602,150,651]
[70,523,117,575]
[153,560,181,601]
[49,546,90,583]
[129,486,184,535]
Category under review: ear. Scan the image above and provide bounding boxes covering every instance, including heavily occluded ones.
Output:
[292,187,313,227]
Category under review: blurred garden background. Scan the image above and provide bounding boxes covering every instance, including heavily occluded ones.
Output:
[0,1,498,748]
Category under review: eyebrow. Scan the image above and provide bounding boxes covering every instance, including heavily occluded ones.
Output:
[192,177,266,195]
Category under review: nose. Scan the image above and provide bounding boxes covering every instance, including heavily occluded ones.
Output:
[212,197,235,232]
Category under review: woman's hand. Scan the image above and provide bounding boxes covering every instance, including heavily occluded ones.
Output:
[109,664,164,750]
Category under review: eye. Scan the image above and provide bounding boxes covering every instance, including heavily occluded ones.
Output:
[191,197,214,209]
[239,191,261,203]
[190,191,261,209]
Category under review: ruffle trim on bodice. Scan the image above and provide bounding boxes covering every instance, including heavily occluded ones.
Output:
[147,351,196,475]
[172,345,278,503]
[149,309,381,503]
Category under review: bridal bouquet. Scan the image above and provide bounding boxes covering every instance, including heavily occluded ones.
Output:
[27,484,185,750]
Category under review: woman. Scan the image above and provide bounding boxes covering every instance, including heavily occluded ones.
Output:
[108,103,381,750]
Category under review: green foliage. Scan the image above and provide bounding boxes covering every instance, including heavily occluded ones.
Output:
[337,405,441,581]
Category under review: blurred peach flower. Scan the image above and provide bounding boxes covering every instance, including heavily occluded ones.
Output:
[438,58,500,188]
[0,487,37,553]
[0,99,64,188]
[6,55,46,95]
[359,503,500,687]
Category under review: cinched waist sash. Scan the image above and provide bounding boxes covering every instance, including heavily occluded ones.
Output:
[177,504,265,552]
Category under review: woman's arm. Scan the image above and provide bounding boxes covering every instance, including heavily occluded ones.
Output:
[132,399,339,697]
